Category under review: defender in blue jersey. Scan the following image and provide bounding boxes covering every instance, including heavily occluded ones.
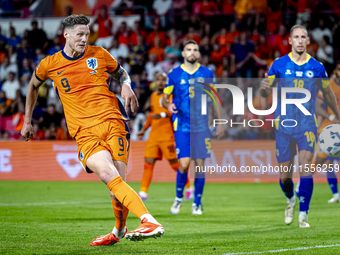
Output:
[260,25,340,228]
[162,40,224,215]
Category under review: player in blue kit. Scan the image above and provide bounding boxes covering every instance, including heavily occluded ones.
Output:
[260,25,340,227]
[162,40,224,215]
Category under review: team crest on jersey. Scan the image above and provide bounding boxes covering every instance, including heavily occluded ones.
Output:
[86,58,98,70]
[285,69,292,75]
[197,77,204,83]
[180,79,186,84]
[306,71,314,78]
[80,151,84,161]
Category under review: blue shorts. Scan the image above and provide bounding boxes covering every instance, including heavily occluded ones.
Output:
[326,156,340,161]
[174,130,211,159]
[275,129,317,163]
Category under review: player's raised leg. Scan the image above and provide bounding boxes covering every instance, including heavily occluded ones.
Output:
[298,150,315,228]
[91,159,129,246]
[87,151,164,242]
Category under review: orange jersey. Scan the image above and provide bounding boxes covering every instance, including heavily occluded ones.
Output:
[35,46,127,137]
[317,79,340,133]
[144,91,174,142]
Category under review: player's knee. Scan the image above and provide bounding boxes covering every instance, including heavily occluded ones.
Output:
[299,158,311,170]
[93,164,119,183]
[280,177,292,183]
[99,170,119,183]
[179,161,190,172]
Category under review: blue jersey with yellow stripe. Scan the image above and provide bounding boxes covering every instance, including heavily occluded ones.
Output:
[164,63,214,133]
[268,53,328,135]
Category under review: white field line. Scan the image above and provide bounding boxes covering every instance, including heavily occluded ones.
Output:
[0,198,174,207]
[224,244,340,255]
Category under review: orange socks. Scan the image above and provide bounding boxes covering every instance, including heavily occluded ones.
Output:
[171,162,191,189]
[185,178,191,189]
[111,199,129,230]
[140,162,154,193]
[107,176,149,219]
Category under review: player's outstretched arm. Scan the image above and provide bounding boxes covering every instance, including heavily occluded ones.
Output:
[315,97,330,120]
[21,71,44,141]
[322,85,340,123]
[110,66,139,112]
[259,73,272,98]
[162,93,177,114]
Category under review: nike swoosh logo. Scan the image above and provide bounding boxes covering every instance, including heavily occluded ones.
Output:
[118,153,124,156]
[57,69,66,75]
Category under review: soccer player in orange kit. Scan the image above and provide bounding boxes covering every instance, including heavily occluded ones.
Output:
[137,72,194,201]
[20,14,164,246]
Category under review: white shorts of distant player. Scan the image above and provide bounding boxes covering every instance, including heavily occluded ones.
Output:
[95,36,113,49]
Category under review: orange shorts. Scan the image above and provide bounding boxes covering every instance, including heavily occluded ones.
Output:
[76,119,130,173]
[144,140,177,160]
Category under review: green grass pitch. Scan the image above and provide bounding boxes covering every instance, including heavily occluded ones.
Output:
[0,181,339,254]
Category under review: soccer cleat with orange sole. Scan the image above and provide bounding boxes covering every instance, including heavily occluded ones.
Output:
[90,233,120,246]
[90,227,127,246]
[125,218,164,242]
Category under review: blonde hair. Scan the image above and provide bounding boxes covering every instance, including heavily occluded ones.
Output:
[290,25,308,36]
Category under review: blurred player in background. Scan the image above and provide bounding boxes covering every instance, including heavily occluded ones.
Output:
[21,14,164,245]
[163,40,224,215]
[137,72,194,201]
[315,61,340,203]
[260,25,340,228]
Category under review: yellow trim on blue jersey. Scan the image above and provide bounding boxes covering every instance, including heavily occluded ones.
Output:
[314,114,318,128]
[164,85,174,95]
[268,75,276,86]
[288,53,311,66]
[180,63,201,75]
[322,79,330,89]
[173,117,178,131]
[275,115,280,130]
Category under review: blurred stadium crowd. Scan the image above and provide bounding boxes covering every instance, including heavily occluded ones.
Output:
[0,0,340,141]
